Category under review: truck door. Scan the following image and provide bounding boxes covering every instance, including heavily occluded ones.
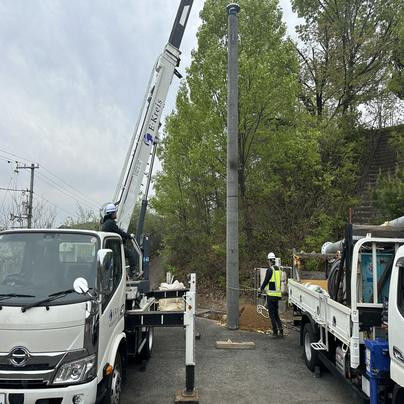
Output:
[389,245,404,387]
[98,237,126,372]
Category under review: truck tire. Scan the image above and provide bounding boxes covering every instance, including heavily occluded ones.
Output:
[303,322,319,371]
[103,353,123,404]
[392,384,404,404]
[140,327,154,360]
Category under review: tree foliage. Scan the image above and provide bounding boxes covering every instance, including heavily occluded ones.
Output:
[292,0,402,118]
[152,0,358,283]
[151,0,402,287]
[63,206,99,230]
[389,14,404,99]
[372,130,404,219]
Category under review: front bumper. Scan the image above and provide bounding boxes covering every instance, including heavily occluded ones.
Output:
[0,378,97,404]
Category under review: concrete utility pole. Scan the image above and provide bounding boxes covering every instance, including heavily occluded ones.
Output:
[226,2,240,330]
[16,163,39,228]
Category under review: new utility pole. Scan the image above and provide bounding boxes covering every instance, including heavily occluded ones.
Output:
[16,163,39,228]
[226,2,240,330]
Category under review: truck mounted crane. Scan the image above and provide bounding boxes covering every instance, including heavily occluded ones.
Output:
[0,2,197,403]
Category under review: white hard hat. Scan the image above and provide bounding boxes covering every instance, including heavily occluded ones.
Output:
[105,203,117,214]
[267,252,276,260]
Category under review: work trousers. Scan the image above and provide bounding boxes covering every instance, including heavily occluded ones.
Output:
[124,244,137,274]
[266,296,283,335]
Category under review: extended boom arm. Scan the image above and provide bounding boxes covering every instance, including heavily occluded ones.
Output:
[114,0,194,232]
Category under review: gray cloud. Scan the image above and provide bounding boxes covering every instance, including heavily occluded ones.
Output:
[0,0,298,226]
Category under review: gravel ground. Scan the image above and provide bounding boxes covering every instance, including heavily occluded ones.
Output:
[121,317,362,404]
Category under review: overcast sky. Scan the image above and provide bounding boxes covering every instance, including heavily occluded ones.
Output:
[0,0,300,227]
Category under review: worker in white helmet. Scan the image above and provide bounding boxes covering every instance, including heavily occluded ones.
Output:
[260,252,283,338]
[101,203,137,277]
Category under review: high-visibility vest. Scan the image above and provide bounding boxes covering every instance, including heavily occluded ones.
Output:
[265,266,282,298]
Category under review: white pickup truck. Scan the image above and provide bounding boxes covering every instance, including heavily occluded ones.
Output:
[289,225,404,403]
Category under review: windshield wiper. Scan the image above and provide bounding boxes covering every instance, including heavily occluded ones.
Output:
[0,293,35,302]
[21,289,75,312]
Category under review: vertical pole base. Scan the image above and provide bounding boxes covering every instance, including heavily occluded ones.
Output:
[185,365,195,392]
[175,388,199,403]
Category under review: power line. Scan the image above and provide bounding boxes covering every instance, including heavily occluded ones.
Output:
[41,165,100,207]
[0,148,31,164]
[34,193,75,217]
[0,152,96,221]
[0,162,17,213]
[36,172,98,211]
[0,148,101,208]
[37,171,98,210]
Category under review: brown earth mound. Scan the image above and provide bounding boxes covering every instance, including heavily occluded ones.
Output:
[239,303,271,332]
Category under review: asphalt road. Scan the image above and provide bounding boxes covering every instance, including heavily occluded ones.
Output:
[121,317,361,404]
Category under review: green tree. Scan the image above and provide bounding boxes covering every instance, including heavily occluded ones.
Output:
[63,206,99,230]
[389,15,404,99]
[372,130,404,219]
[153,0,355,283]
[292,0,402,119]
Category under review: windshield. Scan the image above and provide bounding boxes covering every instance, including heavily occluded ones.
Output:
[0,232,99,306]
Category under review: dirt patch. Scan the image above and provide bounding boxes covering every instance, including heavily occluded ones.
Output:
[197,289,226,312]
[198,303,272,333]
[239,303,271,332]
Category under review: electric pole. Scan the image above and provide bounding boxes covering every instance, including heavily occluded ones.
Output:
[16,163,39,228]
[226,2,240,330]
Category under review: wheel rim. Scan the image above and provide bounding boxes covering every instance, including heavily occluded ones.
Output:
[111,361,122,404]
[304,331,312,362]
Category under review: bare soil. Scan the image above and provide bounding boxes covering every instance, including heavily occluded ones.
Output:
[239,303,271,332]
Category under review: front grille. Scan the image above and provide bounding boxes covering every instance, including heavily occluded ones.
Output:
[0,379,48,389]
[0,364,50,371]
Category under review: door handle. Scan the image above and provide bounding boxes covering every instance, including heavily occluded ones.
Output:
[393,346,404,363]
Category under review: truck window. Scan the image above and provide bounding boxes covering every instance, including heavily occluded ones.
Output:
[101,238,122,311]
[398,264,404,318]
[0,241,25,279]
[59,242,95,263]
[0,232,98,305]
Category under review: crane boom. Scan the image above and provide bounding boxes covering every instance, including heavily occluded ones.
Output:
[114,0,193,232]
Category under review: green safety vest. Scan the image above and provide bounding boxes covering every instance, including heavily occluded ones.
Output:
[265,266,282,298]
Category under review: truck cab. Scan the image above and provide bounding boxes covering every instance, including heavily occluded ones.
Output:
[0,229,129,404]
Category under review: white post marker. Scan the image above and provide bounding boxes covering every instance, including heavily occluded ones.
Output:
[176,273,199,403]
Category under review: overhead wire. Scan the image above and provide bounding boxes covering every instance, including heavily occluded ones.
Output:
[0,148,101,212]
[36,172,98,212]
[0,148,31,163]
[41,165,100,207]
[0,173,15,213]
[34,193,75,217]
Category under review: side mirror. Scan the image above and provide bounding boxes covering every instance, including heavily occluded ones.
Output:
[97,249,113,272]
[73,277,89,294]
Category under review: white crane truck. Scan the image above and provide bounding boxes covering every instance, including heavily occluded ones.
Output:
[0,2,196,404]
[289,219,404,404]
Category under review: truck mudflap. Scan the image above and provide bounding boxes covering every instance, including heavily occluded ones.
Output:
[0,378,97,404]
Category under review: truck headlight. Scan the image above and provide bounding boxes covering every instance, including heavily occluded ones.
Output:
[53,354,96,385]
